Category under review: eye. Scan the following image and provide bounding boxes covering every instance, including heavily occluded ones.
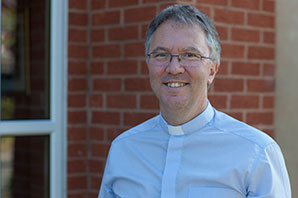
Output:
[153,52,168,58]
[181,52,201,61]
[184,52,196,57]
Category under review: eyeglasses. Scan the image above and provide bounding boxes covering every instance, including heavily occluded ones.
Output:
[147,52,213,67]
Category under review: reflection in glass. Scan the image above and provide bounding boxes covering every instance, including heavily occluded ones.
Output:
[0,135,49,198]
[1,0,50,120]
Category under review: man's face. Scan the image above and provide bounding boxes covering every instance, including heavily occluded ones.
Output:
[147,21,218,119]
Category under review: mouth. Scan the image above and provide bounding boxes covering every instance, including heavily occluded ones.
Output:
[164,82,188,88]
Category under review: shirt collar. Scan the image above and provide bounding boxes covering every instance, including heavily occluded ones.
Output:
[159,102,214,136]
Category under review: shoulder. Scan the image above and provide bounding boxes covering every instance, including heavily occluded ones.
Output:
[212,109,276,149]
[112,114,160,145]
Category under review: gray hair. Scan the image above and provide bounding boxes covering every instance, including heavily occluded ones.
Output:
[145,4,221,65]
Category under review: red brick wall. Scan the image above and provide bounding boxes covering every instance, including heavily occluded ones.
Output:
[67,0,276,197]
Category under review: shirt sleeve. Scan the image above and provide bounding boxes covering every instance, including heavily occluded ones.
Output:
[247,142,291,197]
[98,147,115,198]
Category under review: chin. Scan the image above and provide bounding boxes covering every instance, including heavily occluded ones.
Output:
[162,98,188,112]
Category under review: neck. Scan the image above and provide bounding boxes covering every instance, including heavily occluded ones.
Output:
[161,99,208,126]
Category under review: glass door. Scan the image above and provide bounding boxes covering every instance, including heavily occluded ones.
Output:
[0,0,67,197]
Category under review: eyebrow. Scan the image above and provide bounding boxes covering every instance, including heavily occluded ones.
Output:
[149,46,204,54]
[150,46,170,53]
[181,46,204,54]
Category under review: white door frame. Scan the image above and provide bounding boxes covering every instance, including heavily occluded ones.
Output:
[0,0,68,197]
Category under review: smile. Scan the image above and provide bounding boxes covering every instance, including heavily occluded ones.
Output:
[165,82,188,88]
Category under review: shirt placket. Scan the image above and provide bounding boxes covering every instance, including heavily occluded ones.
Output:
[161,135,184,198]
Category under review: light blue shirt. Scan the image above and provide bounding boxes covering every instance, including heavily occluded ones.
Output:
[98,103,291,198]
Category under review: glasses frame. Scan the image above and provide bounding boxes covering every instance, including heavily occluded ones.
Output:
[147,52,214,66]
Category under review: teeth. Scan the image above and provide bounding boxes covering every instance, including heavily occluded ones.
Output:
[166,82,186,88]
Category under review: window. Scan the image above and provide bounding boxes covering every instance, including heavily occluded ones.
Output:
[0,0,67,197]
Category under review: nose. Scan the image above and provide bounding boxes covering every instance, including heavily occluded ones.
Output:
[166,55,185,75]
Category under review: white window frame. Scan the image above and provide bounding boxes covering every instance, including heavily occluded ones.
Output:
[0,0,68,197]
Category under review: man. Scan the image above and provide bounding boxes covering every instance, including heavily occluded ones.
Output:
[98,4,291,198]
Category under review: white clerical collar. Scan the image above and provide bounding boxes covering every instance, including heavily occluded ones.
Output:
[160,102,214,136]
[167,125,184,135]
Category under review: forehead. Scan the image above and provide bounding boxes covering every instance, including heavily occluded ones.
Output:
[149,21,209,53]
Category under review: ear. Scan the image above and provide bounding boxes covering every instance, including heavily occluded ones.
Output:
[207,61,219,86]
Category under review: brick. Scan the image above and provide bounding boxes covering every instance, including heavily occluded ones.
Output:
[68,176,87,190]
[141,61,149,74]
[194,0,228,6]
[92,11,120,26]
[88,191,99,198]
[124,112,156,126]
[125,77,152,91]
[231,28,260,42]
[67,192,88,198]
[208,95,227,109]
[91,143,109,157]
[141,24,149,40]
[107,127,128,141]
[231,62,260,76]
[90,94,103,108]
[263,63,275,76]
[91,0,105,10]
[90,175,102,190]
[193,5,211,17]
[107,94,137,108]
[92,111,120,125]
[90,62,104,74]
[69,28,87,42]
[227,112,244,121]
[109,0,138,8]
[263,31,275,44]
[217,61,228,75]
[214,9,244,25]
[140,94,159,110]
[93,44,121,58]
[215,25,228,41]
[221,44,245,58]
[69,12,88,26]
[68,45,88,59]
[108,26,138,41]
[68,78,87,91]
[125,6,156,23]
[91,29,105,42]
[68,111,87,124]
[263,95,274,109]
[68,61,87,75]
[248,13,275,28]
[90,127,105,141]
[263,0,275,12]
[107,60,138,75]
[67,192,87,198]
[68,160,87,173]
[89,159,105,174]
[68,127,87,141]
[68,94,86,108]
[214,78,244,92]
[124,42,146,57]
[69,0,87,10]
[231,0,260,10]
[68,143,87,158]
[247,79,274,92]
[247,112,273,125]
[93,78,122,91]
[248,46,275,60]
[231,95,259,109]
[143,0,175,3]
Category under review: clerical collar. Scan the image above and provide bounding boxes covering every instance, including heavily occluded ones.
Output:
[159,102,214,136]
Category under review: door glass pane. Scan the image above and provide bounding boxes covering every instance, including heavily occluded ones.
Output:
[1,0,50,120]
[0,135,49,198]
